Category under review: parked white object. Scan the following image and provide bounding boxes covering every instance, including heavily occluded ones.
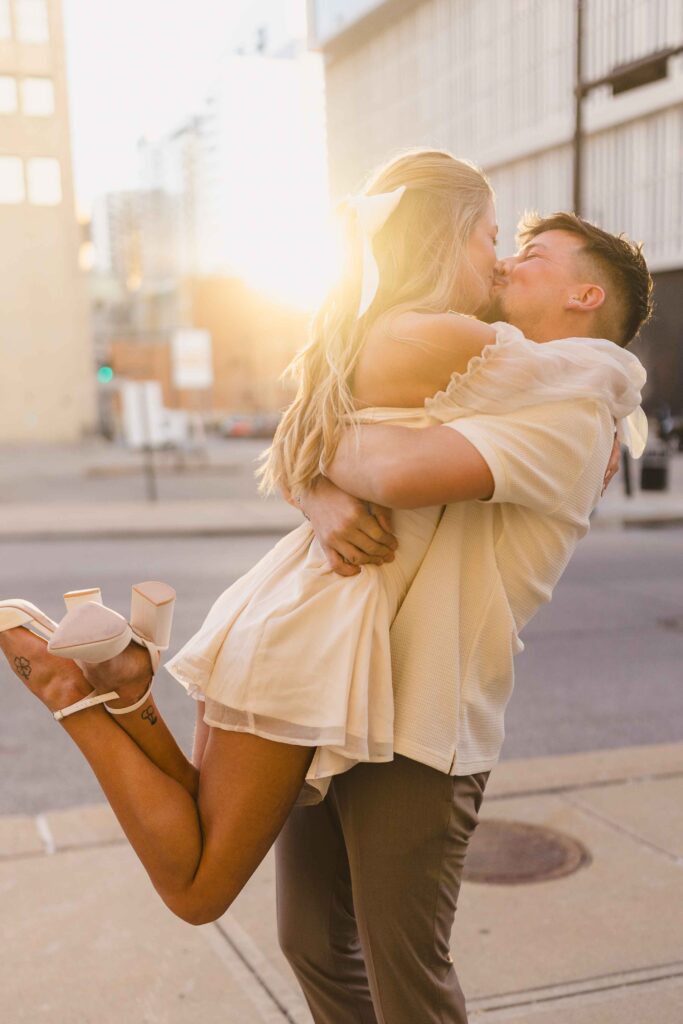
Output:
[171,329,214,390]
[120,380,189,449]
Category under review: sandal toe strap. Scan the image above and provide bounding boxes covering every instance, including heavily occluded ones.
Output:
[53,690,119,721]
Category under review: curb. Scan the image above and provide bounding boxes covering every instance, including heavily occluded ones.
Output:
[592,510,683,529]
[3,511,683,541]
[0,500,301,542]
[0,524,297,541]
[3,742,682,859]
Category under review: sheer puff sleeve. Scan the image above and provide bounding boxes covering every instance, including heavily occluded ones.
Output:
[424,321,648,458]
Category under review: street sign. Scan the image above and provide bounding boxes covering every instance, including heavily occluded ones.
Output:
[171,329,213,390]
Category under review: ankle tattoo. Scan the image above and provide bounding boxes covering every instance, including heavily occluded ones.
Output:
[14,656,32,680]
[141,705,158,726]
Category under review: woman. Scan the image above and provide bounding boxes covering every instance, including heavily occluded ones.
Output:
[0,149,635,929]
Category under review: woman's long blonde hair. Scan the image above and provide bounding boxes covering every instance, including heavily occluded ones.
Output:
[258,148,492,497]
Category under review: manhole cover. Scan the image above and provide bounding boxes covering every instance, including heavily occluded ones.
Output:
[463,819,591,885]
[657,616,683,634]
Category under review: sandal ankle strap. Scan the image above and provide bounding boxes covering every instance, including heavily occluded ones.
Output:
[53,690,120,721]
[104,678,154,716]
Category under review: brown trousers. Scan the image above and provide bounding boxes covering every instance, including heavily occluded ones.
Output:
[275,755,489,1024]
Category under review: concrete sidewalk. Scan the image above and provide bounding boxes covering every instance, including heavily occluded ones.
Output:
[1,471,683,540]
[1,742,682,1023]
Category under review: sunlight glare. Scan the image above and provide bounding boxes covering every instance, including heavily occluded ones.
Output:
[213,52,334,311]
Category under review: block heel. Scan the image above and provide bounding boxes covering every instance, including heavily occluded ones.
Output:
[130,581,176,649]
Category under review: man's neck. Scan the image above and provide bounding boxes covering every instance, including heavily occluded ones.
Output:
[513,314,595,344]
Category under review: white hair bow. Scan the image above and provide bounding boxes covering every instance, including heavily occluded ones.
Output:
[616,405,648,458]
[346,186,406,318]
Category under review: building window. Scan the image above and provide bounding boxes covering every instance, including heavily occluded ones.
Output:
[0,157,25,204]
[22,77,55,115]
[15,0,50,43]
[0,0,11,40]
[0,75,18,113]
[27,157,61,205]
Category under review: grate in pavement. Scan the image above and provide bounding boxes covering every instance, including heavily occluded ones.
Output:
[463,819,591,884]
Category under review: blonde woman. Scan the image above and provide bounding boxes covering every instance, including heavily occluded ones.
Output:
[0,150,646,1022]
[0,148,502,912]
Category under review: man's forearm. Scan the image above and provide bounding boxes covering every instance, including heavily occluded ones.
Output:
[328,424,494,508]
[326,428,397,505]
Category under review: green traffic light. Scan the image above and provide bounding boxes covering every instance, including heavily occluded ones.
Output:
[97,366,114,383]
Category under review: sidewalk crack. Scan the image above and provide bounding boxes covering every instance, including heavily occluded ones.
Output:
[212,916,308,1023]
[559,792,683,865]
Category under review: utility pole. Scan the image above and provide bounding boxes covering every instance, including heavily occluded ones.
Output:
[573,0,584,216]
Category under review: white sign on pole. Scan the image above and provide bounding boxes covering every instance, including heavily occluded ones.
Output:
[171,329,214,390]
[120,380,188,449]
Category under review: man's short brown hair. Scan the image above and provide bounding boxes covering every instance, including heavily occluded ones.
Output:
[517,211,653,346]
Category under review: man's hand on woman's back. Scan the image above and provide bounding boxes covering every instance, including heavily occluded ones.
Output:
[296,477,398,577]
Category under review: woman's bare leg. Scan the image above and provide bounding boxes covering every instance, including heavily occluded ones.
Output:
[0,627,313,925]
[192,698,211,770]
[81,646,201,796]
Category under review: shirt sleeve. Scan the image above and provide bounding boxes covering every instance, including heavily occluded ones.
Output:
[442,399,608,514]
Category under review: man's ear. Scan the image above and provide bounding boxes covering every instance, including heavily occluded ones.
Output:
[565,283,605,313]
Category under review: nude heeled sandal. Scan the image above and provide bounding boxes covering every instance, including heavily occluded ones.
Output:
[1,584,175,718]
[47,582,176,713]
[0,600,119,719]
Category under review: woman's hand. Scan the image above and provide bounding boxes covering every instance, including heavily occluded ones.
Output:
[297,477,398,577]
[601,431,621,496]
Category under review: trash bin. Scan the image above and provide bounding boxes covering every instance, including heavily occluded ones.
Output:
[640,449,669,491]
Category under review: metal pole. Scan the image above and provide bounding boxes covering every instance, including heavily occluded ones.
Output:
[573,0,584,216]
[621,448,632,498]
[141,383,158,503]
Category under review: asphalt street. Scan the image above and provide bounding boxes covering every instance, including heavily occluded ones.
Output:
[1,526,681,814]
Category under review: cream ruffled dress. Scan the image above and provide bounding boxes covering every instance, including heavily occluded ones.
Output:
[165,323,647,803]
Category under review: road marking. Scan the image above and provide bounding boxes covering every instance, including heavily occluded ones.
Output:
[34,814,55,855]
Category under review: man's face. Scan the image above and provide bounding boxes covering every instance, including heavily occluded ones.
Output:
[483,230,589,342]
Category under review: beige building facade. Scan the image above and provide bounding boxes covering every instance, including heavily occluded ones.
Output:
[0,0,94,441]
[309,0,683,413]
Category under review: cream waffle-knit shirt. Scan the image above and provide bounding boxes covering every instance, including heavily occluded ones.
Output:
[390,327,646,776]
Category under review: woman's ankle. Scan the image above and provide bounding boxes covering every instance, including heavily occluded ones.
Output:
[82,643,152,701]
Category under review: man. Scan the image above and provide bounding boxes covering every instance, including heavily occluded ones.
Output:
[275,213,652,1024]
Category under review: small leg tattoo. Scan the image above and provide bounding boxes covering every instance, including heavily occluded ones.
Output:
[14,656,32,680]
[141,706,158,726]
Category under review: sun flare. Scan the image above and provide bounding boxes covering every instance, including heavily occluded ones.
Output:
[212,52,334,311]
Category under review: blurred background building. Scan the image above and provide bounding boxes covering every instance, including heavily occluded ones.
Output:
[0,0,94,441]
[2,0,682,445]
[88,25,327,437]
[308,0,683,416]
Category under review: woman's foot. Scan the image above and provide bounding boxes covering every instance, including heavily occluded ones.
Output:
[0,626,91,715]
[0,627,152,716]
[81,642,153,712]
